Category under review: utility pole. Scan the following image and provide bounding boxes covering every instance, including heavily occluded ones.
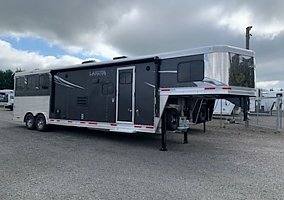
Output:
[246,26,253,49]
[244,26,253,129]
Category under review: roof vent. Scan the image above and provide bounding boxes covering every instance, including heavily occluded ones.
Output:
[82,60,96,64]
[113,56,127,60]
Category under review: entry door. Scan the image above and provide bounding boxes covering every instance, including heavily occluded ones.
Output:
[116,67,135,123]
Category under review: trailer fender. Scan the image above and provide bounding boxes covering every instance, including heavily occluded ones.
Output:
[37,112,49,125]
[24,112,49,125]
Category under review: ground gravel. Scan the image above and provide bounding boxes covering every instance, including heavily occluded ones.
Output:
[0,108,283,200]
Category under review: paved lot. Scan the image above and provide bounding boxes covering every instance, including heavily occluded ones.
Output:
[0,108,284,200]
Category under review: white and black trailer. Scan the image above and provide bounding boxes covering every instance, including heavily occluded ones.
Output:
[13,45,256,150]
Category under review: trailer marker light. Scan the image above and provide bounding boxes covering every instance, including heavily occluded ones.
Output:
[205,86,215,90]
[222,86,232,90]
[146,126,154,129]
[161,88,171,92]
[134,125,142,128]
[50,119,54,122]
[88,122,97,125]
[68,121,73,123]
[56,119,60,122]
[80,121,86,124]
[111,123,117,126]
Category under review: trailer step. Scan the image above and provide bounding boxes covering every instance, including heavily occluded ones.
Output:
[110,127,136,133]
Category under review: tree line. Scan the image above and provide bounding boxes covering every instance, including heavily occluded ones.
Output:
[0,69,17,90]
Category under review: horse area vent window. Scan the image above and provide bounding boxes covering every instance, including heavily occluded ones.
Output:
[177,60,204,82]
[39,74,49,90]
[27,75,39,90]
[16,77,25,90]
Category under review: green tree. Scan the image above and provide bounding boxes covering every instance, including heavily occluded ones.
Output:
[0,69,14,89]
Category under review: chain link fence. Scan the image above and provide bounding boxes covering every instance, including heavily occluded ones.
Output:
[248,95,283,131]
[214,95,283,131]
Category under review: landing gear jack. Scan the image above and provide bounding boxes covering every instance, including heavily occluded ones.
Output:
[183,130,188,144]
[160,110,191,150]
[160,111,167,151]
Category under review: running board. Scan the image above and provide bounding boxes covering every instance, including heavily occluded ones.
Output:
[110,127,136,133]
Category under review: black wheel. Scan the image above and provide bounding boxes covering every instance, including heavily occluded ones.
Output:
[166,108,179,131]
[35,114,47,131]
[25,113,35,130]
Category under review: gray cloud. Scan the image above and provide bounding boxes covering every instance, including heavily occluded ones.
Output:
[0,0,283,88]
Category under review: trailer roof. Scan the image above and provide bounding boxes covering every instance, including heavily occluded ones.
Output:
[0,89,14,93]
[15,45,254,76]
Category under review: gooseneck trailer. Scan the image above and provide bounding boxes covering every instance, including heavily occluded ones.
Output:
[13,45,256,150]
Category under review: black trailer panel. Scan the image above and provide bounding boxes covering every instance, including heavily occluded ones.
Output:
[134,62,156,125]
[51,67,116,122]
[159,54,204,88]
[50,60,156,126]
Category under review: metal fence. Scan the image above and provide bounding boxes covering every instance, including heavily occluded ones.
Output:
[248,95,283,131]
[214,95,283,131]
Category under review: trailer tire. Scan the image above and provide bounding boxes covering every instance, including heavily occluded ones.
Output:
[166,108,179,131]
[25,113,35,130]
[35,114,47,131]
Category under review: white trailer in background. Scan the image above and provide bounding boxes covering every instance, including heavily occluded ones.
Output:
[0,89,13,101]
[250,89,284,113]
[213,99,235,115]
[0,89,14,110]
[215,89,284,115]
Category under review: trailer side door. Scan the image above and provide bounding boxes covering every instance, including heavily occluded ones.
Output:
[116,67,135,123]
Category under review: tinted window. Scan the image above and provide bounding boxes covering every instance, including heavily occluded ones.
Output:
[178,60,204,82]
[16,77,25,90]
[229,53,255,88]
[15,73,51,96]
[119,72,132,84]
[39,74,49,90]
[27,75,39,90]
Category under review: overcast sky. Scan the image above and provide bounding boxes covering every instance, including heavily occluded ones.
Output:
[0,0,283,89]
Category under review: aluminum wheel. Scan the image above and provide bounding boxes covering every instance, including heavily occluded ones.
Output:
[35,114,47,131]
[25,113,35,130]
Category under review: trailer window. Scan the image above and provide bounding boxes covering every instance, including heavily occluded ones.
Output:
[229,53,255,88]
[178,60,204,82]
[102,83,114,95]
[27,75,39,90]
[39,74,49,90]
[119,72,132,84]
[16,77,25,90]
[0,93,7,102]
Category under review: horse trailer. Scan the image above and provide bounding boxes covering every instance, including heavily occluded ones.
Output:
[13,45,256,150]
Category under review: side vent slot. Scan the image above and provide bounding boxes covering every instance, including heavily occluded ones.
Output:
[77,96,88,106]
